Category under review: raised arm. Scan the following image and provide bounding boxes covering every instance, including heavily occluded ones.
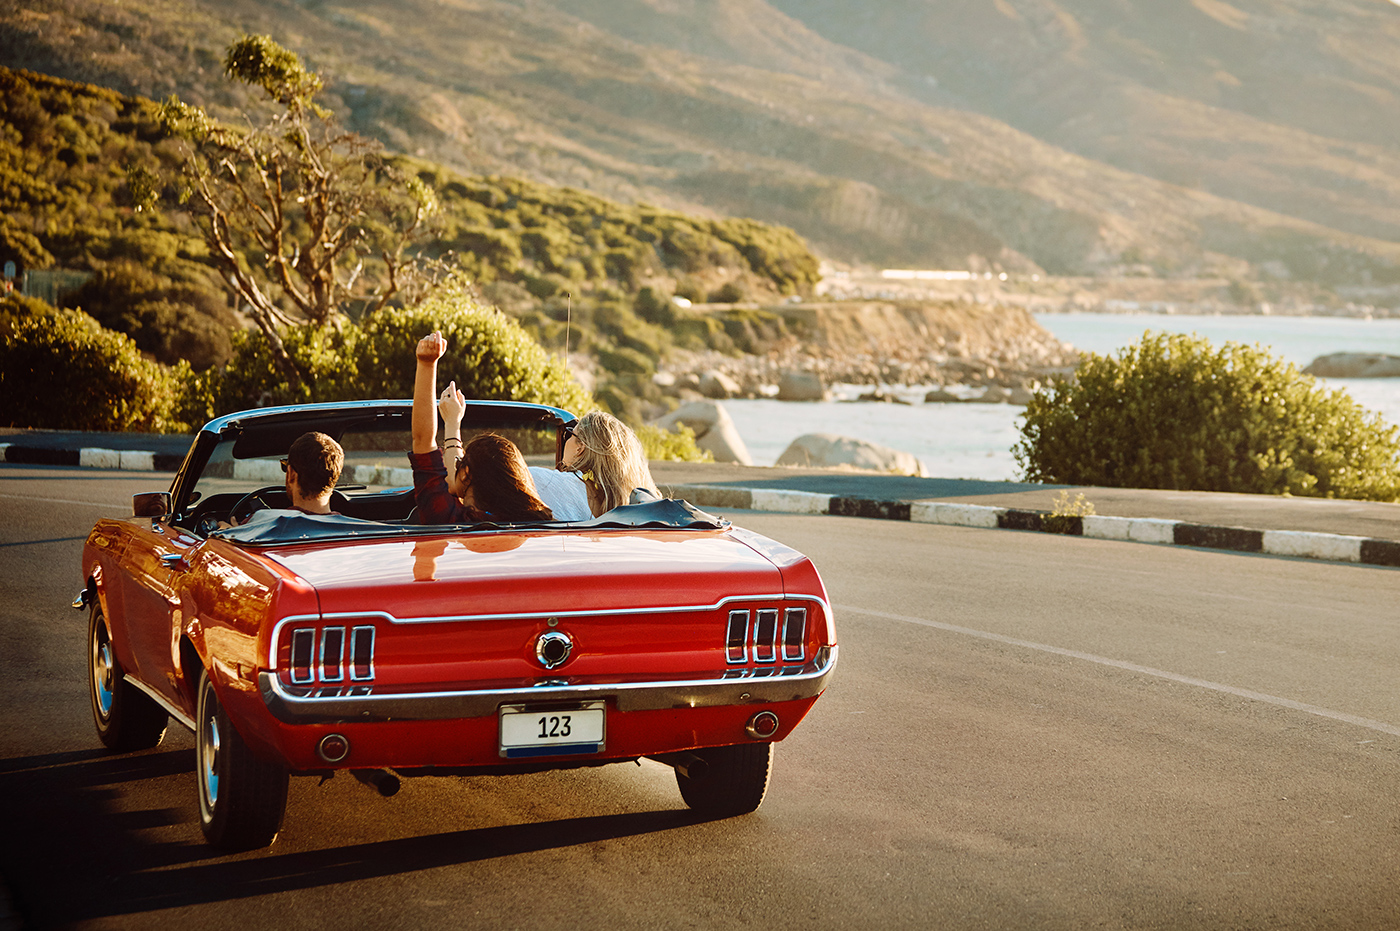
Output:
[412,331,447,454]
[439,379,466,473]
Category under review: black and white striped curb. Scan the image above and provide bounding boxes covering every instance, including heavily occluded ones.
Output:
[0,443,185,472]
[6,444,1393,568]
[660,483,1400,569]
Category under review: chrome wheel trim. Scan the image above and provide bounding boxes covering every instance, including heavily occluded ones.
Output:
[92,626,115,720]
[200,701,221,810]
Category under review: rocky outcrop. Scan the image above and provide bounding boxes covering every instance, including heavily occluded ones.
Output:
[776,433,928,477]
[652,401,753,465]
[1303,353,1400,378]
[698,370,741,399]
[658,299,1076,398]
[777,370,828,401]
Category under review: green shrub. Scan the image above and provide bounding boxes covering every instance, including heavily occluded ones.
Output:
[68,261,235,369]
[355,282,592,412]
[1014,332,1400,500]
[0,303,193,432]
[637,422,711,462]
[211,323,365,413]
[594,344,655,377]
[210,278,593,416]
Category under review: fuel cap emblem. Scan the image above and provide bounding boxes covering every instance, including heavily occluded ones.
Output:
[535,630,573,669]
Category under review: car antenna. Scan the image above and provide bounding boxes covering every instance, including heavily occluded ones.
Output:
[564,291,571,372]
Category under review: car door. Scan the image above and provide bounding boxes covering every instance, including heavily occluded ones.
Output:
[112,514,202,711]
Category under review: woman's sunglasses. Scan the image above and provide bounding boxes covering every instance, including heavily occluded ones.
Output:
[562,422,578,442]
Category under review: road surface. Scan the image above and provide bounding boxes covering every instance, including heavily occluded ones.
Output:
[2,465,1398,929]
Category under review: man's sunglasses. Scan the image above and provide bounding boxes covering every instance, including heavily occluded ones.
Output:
[279,458,289,473]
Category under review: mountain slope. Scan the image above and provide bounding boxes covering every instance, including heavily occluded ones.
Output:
[3,0,1399,288]
[769,0,1400,244]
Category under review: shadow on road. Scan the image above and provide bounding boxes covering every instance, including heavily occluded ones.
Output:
[0,746,707,926]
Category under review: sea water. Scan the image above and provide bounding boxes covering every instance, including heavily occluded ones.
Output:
[720,312,1400,481]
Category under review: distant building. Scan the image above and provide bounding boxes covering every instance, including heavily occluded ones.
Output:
[880,269,973,281]
[20,268,93,305]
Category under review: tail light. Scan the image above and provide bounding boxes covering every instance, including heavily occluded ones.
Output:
[282,624,375,687]
[725,605,809,667]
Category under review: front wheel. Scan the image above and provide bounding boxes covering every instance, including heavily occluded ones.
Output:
[676,742,773,817]
[89,604,167,752]
[196,669,289,850]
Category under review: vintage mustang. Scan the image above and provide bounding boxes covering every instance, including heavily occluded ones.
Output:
[75,400,836,849]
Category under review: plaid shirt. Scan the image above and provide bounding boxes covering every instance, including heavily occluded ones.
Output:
[407,449,481,523]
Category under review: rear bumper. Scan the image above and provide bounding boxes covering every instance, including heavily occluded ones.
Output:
[258,645,836,724]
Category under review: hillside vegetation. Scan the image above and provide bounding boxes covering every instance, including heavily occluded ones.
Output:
[4,0,1398,290]
[0,63,816,408]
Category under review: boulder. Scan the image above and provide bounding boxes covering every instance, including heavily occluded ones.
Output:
[924,388,963,403]
[698,369,742,399]
[652,400,753,465]
[974,386,1014,403]
[1006,386,1036,405]
[776,433,928,477]
[855,389,911,404]
[777,370,828,401]
[1303,353,1400,378]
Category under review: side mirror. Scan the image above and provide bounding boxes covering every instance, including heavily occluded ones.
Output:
[133,492,171,518]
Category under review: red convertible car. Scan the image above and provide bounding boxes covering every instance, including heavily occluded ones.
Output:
[75,400,836,849]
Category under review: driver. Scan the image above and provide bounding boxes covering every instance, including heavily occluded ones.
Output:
[240,431,345,524]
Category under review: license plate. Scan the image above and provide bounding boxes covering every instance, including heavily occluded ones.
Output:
[498,702,605,758]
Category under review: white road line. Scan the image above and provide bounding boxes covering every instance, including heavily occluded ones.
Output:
[840,603,1400,738]
[0,492,128,511]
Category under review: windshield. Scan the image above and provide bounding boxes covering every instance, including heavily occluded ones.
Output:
[183,409,567,535]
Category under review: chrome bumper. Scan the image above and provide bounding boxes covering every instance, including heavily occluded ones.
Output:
[259,646,837,724]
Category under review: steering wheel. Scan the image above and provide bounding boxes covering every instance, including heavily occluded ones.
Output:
[230,485,288,525]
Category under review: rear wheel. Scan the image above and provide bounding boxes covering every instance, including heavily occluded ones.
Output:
[196,669,289,850]
[89,605,167,751]
[676,742,773,817]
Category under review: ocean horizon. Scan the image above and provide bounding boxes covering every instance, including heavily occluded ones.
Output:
[717,312,1400,482]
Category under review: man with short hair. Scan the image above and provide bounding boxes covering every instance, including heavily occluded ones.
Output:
[282,431,344,514]
[240,431,344,524]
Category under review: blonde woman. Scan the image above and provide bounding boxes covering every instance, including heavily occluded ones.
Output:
[562,411,661,517]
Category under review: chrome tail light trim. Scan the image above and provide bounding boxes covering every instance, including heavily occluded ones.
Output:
[726,610,749,664]
[751,608,778,663]
[290,628,315,684]
[782,607,807,662]
[350,625,376,681]
[320,626,345,683]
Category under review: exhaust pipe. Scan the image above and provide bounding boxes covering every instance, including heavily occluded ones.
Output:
[645,751,708,780]
[351,768,401,797]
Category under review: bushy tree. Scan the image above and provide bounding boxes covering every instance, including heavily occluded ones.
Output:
[1014,332,1400,501]
[355,279,592,412]
[1,300,195,432]
[209,276,592,415]
[156,36,439,384]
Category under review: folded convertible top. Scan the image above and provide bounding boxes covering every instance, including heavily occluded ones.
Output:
[212,498,729,545]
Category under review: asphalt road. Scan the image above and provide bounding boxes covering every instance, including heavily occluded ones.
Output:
[3,465,1400,930]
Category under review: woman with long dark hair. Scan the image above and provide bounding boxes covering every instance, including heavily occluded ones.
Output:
[409,331,553,523]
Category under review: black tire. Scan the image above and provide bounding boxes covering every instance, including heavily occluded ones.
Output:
[676,742,773,817]
[89,604,167,752]
[196,669,289,850]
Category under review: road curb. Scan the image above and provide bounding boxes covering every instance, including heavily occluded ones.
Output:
[660,482,1399,569]
[0,443,185,472]
[5,442,1393,569]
